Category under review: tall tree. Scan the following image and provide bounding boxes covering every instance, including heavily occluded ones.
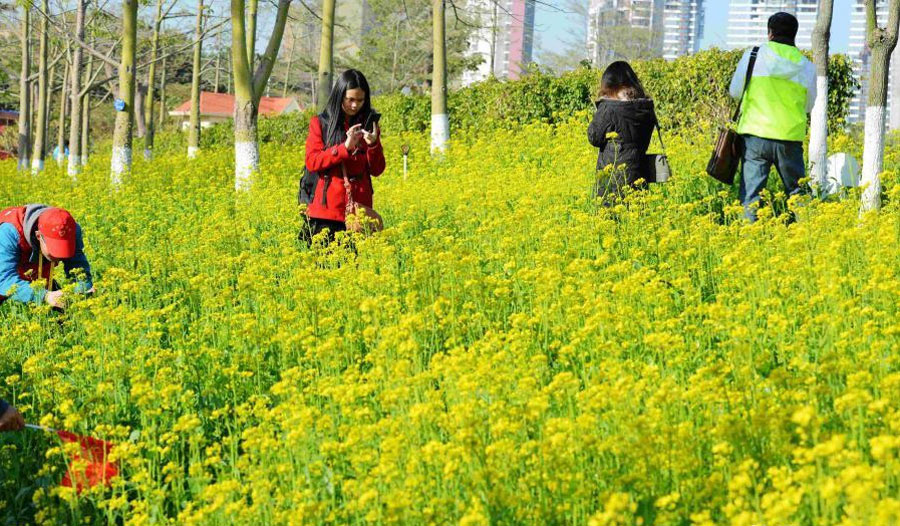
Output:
[808,0,833,193]
[246,0,257,70]
[31,0,48,173]
[282,24,295,97]
[17,5,32,171]
[158,54,167,126]
[81,60,91,165]
[54,51,69,166]
[231,0,292,189]
[316,0,334,112]
[188,0,203,159]
[860,0,900,212]
[431,0,448,153]
[67,0,86,175]
[144,0,165,160]
[111,0,138,183]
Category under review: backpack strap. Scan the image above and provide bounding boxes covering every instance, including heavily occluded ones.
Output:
[733,46,760,123]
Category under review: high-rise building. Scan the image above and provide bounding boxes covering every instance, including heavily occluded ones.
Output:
[461,0,536,86]
[586,0,704,65]
[587,0,664,65]
[726,0,818,50]
[335,0,374,59]
[662,0,706,60]
[848,0,900,129]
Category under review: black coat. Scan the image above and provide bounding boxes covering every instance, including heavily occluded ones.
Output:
[587,98,659,199]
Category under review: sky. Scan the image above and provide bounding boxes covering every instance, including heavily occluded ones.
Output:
[534,0,855,61]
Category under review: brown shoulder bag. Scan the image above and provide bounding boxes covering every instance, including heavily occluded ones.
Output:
[706,46,759,185]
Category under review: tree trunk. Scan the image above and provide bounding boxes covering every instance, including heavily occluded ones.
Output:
[860,0,900,212]
[144,0,164,160]
[55,57,70,166]
[111,0,138,184]
[231,0,292,189]
[809,0,833,194]
[214,30,221,92]
[227,52,232,94]
[81,92,90,165]
[316,0,335,112]
[31,0,48,173]
[282,26,295,97]
[67,0,86,176]
[188,0,204,159]
[134,84,147,138]
[159,55,167,127]
[247,0,257,71]
[81,39,93,165]
[431,0,449,153]
[17,7,31,171]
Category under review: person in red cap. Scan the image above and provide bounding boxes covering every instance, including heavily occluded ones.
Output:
[0,204,93,308]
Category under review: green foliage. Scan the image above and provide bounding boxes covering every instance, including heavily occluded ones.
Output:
[378,48,859,135]
[152,49,859,151]
[826,53,861,130]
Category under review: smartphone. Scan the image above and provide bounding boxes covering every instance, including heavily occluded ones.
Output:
[363,110,381,133]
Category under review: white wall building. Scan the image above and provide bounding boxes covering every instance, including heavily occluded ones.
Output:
[662,0,706,60]
[848,0,900,129]
[586,0,704,64]
[726,0,818,50]
[461,0,536,86]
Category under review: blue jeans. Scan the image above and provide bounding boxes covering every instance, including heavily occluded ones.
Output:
[739,135,806,222]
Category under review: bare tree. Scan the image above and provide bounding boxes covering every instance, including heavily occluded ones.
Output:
[860,0,900,212]
[431,0,448,153]
[188,0,204,159]
[31,0,48,172]
[808,0,833,193]
[67,0,86,175]
[17,5,32,170]
[54,48,70,166]
[111,0,138,183]
[316,0,334,111]
[231,0,292,189]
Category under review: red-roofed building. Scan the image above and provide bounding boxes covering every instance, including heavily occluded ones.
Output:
[169,92,302,129]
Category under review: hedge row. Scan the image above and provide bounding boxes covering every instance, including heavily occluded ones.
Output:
[378,49,858,134]
[149,48,858,152]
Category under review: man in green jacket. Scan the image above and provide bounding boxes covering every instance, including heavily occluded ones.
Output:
[729,12,816,222]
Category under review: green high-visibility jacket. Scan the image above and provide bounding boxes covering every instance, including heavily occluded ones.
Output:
[729,42,817,142]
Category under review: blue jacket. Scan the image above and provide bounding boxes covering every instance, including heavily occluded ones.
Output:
[0,222,93,305]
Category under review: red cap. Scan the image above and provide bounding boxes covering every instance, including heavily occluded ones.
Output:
[37,208,77,259]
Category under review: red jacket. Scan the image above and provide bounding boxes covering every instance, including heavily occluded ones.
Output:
[304,115,386,222]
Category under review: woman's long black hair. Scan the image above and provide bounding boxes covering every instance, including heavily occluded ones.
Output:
[599,61,647,100]
[320,69,372,147]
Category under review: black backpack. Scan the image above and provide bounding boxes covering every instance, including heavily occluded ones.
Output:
[298,167,319,206]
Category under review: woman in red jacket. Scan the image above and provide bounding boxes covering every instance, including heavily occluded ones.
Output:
[301,69,386,243]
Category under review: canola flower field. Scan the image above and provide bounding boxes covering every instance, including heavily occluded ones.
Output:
[2,112,900,525]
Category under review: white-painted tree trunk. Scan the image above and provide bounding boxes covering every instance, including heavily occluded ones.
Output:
[111,146,132,186]
[860,105,886,212]
[808,75,829,194]
[431,113,449,153]
[188,146,199,159]
[235,141,259,191]
[31,158,44,173]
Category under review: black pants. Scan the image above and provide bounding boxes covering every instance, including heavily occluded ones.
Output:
[298,216,346,246]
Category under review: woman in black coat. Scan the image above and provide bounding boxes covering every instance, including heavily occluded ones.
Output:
[587,61,659,202]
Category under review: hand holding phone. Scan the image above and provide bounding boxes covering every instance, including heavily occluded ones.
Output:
[363,110,381,145]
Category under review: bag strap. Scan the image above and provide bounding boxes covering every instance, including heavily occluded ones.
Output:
[732,46,760,123]
[654,123,666,154]
[341,163,355,215]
